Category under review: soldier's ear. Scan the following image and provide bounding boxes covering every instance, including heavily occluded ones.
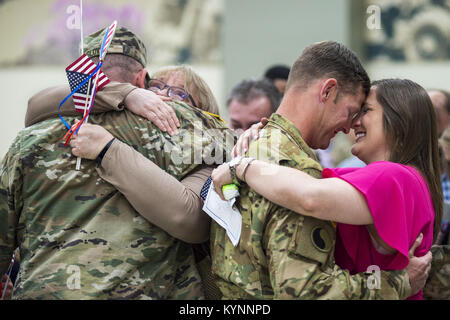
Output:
[134,69,148,89]
[319,78,338,103]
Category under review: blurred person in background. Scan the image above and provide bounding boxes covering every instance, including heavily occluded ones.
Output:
[227,78,281,134]
[428,89,450,137]
[264,64,290,95]
[437,126,450,245]
[423,128,449,300]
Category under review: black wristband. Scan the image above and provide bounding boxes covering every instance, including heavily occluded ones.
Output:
[96,138,115,166]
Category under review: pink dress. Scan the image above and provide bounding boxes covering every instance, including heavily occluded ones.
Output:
[322,161,435,300]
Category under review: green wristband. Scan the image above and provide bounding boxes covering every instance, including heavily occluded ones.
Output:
[222,184,239,200]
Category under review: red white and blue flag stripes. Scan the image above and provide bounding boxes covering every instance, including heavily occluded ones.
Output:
[58,20,117,146]
[65,54,110,113]
[99,21,117,60]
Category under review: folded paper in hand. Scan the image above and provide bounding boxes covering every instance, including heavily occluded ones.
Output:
[202,181,242,246]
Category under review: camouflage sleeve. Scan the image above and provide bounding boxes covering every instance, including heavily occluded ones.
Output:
[423,245,450,300]
[0,134,23,275]
[25,82,135,127]
[264,205,412,300]
[96,140,211,243]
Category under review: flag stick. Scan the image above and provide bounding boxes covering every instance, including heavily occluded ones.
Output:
[80,0,83,55]
[0,251,16,300]
[74,65,100,169]
[75,76,91,171]
[74,20,115,170]
[75,0,84,170]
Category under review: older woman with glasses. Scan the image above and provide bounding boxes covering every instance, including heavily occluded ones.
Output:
[150,65,222,117]
[148,78,199,107]
[26,64,225,244]
[26,64,227,299]
[28,66,219,218]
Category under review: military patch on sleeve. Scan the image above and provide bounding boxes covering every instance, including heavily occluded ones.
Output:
[311,226,332,253]
[288,217,335,269]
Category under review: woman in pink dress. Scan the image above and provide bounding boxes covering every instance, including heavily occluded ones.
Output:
[211,78,442,300]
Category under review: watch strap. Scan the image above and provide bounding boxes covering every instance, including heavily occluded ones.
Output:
[96,138,116,166]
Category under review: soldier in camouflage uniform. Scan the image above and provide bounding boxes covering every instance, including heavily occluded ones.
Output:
[423,245,450,299]
[210,41,427,299]
[0,27,234,299]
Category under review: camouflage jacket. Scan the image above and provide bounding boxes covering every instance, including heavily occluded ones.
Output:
[423,245,449,300]
[0,101,235,300]
[210,113,411,300]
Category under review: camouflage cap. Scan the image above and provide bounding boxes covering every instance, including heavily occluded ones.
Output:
[83,26,148,67]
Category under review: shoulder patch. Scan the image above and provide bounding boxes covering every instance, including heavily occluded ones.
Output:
[288,217,335,269]
[311,226,332,253]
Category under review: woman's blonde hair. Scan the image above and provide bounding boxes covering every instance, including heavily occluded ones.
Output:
[151,65,220,115]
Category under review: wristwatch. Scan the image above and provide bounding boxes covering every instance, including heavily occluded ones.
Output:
[241,157,256,183]
[96,138,116,166]
[228,156,243,186]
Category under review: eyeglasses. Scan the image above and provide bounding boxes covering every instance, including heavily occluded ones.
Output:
[147,79,198,108]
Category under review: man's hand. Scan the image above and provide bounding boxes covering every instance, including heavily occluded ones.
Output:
[70,120,114,160]
[405,233,432,295]
[125,88,180,135]
[1,274,13,300]
[211,163,233,201]
[232,118,268,157]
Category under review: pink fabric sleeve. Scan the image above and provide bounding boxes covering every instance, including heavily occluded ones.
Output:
[322,161,434,270]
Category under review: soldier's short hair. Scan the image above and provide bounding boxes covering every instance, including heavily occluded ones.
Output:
[226,78,282,113]
[91,54,143,84]
[286,41,370,98]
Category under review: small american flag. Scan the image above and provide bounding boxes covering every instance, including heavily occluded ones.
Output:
[100,21,117,60]
[65,54,110,113]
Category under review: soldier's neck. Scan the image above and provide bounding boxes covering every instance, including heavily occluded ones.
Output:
[276,93,316,147]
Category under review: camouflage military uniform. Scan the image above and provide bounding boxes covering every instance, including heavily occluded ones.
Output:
[210,113,411,299]
[0,101,235,299]
[423,245,450,300]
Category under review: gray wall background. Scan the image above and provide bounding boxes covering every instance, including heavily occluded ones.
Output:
[222,0,350,117]
[2,0,450,158]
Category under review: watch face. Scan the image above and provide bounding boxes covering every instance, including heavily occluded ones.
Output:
[230,156,242,167]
